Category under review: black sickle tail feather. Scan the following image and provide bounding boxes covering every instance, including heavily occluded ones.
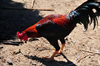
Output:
[67,1,100,30]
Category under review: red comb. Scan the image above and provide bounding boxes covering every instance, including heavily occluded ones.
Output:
[17,31,20,39]
[16,31,28,41]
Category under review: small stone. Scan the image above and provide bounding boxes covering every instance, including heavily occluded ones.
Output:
[6,57,13,65]
[32,63,36,65]
[71,41,76,43]
[0,46,3,49]
[95,50,100,54]
[1,59,6,63]
[68,42,70,44]
[88,37,91,39]
[0,56,4,59]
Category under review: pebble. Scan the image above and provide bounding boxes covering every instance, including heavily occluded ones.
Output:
[0,46,3,49]
[68,42,70,44]
[0,56,4,59]
[1,59,6,63]
[32,63,36,65]
[95,50,100,54]
[71,41,76,43]
[6,57,13,65]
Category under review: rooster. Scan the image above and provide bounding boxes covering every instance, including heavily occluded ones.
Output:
[17,1,100,61]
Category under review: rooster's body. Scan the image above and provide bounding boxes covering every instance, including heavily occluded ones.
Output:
[17,1,100,60]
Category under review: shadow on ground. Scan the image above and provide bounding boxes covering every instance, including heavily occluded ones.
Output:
[0,0,43,42]
[24,53,76,66]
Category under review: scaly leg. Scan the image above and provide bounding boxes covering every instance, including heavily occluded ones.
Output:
[46,43,65,60]
[58,43,65,54]
[42,43,65,61]
[42,39,60,61]
[50,50,59,60]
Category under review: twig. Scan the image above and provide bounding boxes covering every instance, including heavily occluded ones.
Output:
[77,49,100,63]
[81,49,100,55]
[1,7,54,11]
[31,0,35,8]
[77,54,91,63]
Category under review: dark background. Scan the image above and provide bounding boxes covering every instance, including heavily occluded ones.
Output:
[0,0,43,42]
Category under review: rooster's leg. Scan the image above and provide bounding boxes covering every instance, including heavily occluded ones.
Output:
[50,50,59,60]
[43,43,65,60]
[58,38,66,54]
[58,43,65,54]
[42,39,60,61]
[43,44,65,60]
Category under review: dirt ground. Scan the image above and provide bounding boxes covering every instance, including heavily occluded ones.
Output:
[1,0,100,66]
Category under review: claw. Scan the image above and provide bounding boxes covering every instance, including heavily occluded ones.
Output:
[42,56,55,61]
[42,56,49,59]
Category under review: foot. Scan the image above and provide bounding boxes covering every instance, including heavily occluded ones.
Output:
[42,50,59,61]
[42,56,55,61]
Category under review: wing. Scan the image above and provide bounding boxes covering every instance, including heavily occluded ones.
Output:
[36,20,59,37]
[36,19,71,39]
[36,20,55,30]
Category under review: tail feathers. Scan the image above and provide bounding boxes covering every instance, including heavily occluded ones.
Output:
[67,2,100,30]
